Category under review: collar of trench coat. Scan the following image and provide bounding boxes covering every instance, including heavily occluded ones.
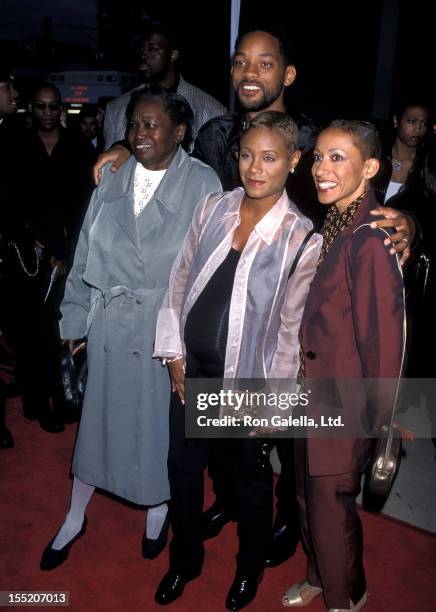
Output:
[102,146,194,247]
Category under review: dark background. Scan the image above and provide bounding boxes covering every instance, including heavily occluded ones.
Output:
[0,0,433,120]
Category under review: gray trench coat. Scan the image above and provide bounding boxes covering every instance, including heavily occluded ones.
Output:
[60,148,221,505]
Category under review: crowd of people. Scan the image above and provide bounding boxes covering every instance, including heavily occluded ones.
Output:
[1,18,434,612]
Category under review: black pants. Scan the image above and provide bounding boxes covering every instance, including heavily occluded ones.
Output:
[275,439,299,525]
[211,438,299,528]
[1,250,59,416]
[167,392,272,577]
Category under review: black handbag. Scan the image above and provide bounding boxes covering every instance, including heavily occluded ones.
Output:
[60,343,88,415]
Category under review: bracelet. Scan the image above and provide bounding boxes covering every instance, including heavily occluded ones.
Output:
[161,355,183,367]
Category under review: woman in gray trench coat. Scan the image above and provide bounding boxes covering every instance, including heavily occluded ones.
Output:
[40,87,221,571]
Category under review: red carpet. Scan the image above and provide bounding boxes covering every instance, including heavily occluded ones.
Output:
[1,395,435,612]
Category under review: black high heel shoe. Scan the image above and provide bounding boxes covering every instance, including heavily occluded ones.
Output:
[40,517,87,571]
[142,511,170,560]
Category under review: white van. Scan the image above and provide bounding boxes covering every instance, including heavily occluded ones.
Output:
[48,70,140,109]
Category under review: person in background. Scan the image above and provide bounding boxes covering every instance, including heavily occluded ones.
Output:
[0,66,19,447]
[373,100,430,203]
[153,111,322,610]
[1,74,65,433]
[27,83,96,259]
[78,104,103,153]
[39,87,221,573]
[387,134,436,454]
[283,120,404,611]
[103,20,226,149]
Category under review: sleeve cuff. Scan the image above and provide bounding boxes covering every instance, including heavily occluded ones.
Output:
[59,317,87,340]
[153,308,183,358]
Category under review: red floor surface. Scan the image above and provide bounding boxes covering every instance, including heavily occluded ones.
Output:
[1,395,436,611]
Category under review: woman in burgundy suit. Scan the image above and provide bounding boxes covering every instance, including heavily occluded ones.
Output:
[282,121,405,611]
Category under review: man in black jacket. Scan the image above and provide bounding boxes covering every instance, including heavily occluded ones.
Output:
[0,70,65,435]
[0,67,19,448]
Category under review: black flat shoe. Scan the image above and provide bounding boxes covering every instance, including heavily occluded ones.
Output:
[155,568,201,605]
[0,425,14,449]
[201,502,233,540]
[142,512,170,559]
[40,517,87,571]
[225,572,263,611]
[264,521,299,568]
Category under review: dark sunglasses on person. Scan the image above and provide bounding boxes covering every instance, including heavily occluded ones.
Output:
[34,101,61,111]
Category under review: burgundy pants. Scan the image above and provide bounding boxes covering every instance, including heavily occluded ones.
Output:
[294,438,371,608]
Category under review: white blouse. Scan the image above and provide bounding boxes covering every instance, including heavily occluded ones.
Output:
[133,163,166,217]
[154,188,322,381]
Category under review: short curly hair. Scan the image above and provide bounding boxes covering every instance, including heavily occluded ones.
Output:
[125,85,193,151]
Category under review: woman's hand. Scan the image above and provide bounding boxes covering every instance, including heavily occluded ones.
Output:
[92,144,131,185]
[66,339,86,357]
[393,422,415,441]
[369,207,415,265]
[49,256,66,278]
[168,358,185,404]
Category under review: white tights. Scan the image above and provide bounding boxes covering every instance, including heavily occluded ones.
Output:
[51,476,168,549]
[52,477,94,550]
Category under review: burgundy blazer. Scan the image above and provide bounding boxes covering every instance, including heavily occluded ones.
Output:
[299,191,405,476]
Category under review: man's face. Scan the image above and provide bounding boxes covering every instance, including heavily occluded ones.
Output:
[0,81,18,115]
[231,31,296,113]
[80,116,98,140]
[31,87,61,132]
[139,33,174,82]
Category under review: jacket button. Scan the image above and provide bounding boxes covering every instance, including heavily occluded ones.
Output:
[136,298,143,304]
[104,345,109,352]
[306,351,316,360]
[133,350,140,357]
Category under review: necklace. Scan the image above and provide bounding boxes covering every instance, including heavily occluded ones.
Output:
[391,151,414,172]
[8,241,40,277]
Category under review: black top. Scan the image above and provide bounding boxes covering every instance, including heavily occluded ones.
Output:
[24,127,96,259]
[184,248,241,378]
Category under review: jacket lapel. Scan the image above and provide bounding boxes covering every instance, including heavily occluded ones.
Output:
[302,239,341,321]
[105,158,138,247]
[136,147,190,242]
[302,193,375,321]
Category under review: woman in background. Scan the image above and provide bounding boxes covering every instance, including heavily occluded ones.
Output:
[374,101,430,203]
